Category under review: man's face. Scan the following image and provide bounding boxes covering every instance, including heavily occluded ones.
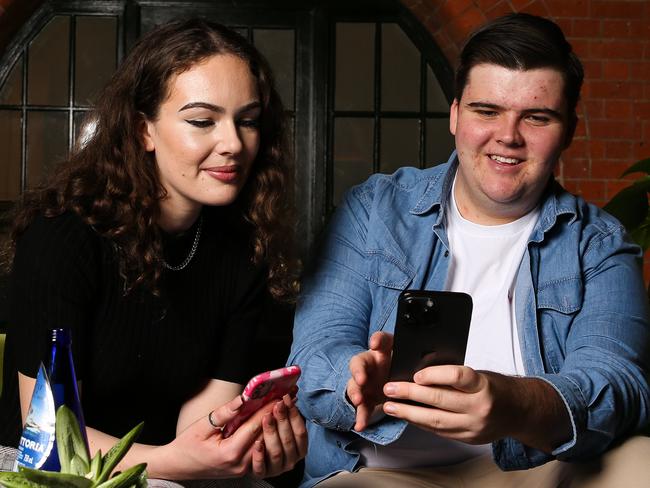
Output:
[449,63,572,224]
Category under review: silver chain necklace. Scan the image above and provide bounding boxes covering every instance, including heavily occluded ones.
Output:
[162,215,203,271]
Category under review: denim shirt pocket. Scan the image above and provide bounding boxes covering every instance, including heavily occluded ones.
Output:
[536,276,584,373]
[364,251,415,334]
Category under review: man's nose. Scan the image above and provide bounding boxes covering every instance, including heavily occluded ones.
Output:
[496,115,524,147]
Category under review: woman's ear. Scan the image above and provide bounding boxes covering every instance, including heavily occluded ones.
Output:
[139,116,155,152]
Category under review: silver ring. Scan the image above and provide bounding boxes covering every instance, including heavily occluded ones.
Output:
[208,411,223,430]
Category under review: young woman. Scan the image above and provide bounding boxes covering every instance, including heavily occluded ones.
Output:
[0,18,305,482]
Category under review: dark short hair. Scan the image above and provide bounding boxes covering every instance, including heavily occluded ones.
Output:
[455,13,584,116]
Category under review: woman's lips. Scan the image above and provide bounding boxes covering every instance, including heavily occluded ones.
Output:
[204,165,240,183]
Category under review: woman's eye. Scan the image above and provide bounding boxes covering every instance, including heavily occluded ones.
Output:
[187,119,214,128]
[238,118,260,129]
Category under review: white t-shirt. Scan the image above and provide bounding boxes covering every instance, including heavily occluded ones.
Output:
[357,178,539,468]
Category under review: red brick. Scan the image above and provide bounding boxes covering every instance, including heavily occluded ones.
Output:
[564,138,589,158]
[446,7,486,45]
[593,1,646,20]
[582,60,602,80]
[570,38,590,59]
[590,119,637,139]
[439,0,473,18]
[602,19,631,38]
[475,0,502,9]
[571,18,601,38]
[602,60,630,80]
[591,40,645,59]
[562,157,591,178]
[572,179,607,203]
[607,179,634,200]
[583,99,604,118]
[589,139,607,159]
[485,0,514,20]
[555,18,573,36]
[604,100,633,119]
[588,80,645,99]
[629,62,650,81]
[408,2,433,23]
[591,159,631,179]
[629,20,650,40]
[633,140,650,160]
[509,0,534,10]
[605,140,634,158]
[545,0,589,17]
[563,180,580,195]
[520,1,551,17]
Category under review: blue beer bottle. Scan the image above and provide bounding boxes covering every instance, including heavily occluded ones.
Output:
[15,328,88,471]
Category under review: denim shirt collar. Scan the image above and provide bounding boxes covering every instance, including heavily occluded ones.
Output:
[411,151,580,244]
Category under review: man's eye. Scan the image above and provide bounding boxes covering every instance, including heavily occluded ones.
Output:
[476,110,497,117]
[187,119,214,128]
[527,115,550,124]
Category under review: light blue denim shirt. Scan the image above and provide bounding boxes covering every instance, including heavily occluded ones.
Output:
[289,154,650,488]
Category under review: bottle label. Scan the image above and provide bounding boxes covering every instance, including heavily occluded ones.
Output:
[14,364,56,470]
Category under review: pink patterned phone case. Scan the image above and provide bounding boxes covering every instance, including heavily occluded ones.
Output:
[222,365,301,438]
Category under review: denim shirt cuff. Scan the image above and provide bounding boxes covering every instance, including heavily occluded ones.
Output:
[532,374,585,457]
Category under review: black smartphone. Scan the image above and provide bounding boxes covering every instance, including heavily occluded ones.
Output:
[388,290,473,383]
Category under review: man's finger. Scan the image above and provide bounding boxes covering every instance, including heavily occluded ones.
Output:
[369,331,393,352]
[414,365,483,393]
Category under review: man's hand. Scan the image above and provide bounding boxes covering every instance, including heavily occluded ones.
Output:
[382,365,572,451]
[347,331,393,431]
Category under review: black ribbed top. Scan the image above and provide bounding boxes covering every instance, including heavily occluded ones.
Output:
[0,208,265,445]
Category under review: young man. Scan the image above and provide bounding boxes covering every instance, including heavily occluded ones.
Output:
[289,13,650,488]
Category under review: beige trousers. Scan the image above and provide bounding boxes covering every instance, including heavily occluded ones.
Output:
[318,436,650,488]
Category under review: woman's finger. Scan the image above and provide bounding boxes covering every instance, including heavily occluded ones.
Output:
[196,396,244,440]
[285,395,308,458]
[273,399,299,464]
[261,409,285,475]
[251,440,267,478]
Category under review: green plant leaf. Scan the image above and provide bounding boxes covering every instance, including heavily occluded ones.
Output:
[70,454,89,477]
[92,464,146,488]
[17,466,92,488]
[88,450,102,481]
[0,471,48,488]
[630,218,650,251]
[603,185,649,232]
[621,158,650,177]
[95,423,144,485]
[56,406,90,475]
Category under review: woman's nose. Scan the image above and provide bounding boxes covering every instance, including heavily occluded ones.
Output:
[216,121,243,156]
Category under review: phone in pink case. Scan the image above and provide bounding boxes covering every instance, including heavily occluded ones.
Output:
[222,365,301,438]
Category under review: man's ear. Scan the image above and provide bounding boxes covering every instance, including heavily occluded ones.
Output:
[139,116,155,152]
[449,98,459,136]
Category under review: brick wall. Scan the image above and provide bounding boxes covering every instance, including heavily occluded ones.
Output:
[402,0,650,280]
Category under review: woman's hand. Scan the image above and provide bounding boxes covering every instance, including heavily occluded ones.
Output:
[251,394,308,478]
[157,395,275,479]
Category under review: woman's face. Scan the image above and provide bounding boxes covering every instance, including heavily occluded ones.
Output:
[142,53,261,230]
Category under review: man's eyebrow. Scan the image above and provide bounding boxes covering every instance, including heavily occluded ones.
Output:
[178,101,261,114]
[466,101,563,118]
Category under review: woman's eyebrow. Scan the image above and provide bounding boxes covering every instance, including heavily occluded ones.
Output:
[178,101,261,114]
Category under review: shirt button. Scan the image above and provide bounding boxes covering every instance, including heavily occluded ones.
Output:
[444,250,449,257]
[336,441,342,448]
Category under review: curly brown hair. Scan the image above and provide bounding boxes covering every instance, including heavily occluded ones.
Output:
[5,18,298,301]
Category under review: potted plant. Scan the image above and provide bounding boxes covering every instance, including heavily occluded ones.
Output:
[0,406,146,488]
[603,157,650,251]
